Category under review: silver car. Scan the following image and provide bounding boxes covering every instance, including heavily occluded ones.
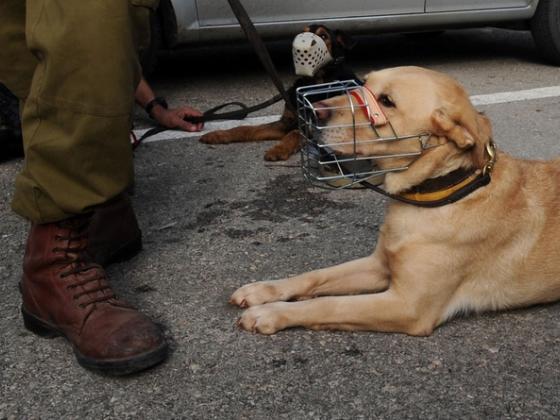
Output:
[146,0,559,67]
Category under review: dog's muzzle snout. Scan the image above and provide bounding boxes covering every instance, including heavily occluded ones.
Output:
[292,32,334,77]
[296,80,429,189]
[313,101,332,122]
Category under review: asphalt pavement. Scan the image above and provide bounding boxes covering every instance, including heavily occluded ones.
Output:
[2,28,560,419]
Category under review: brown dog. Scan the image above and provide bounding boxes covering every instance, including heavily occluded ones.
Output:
[199,25,357,161]
[230,66,560,336]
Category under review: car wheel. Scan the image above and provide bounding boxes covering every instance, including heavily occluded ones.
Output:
[140,11,163,77]
[530,0,560,65]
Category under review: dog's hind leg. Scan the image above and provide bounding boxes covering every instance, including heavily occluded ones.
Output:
[264,129,301,161]
[230,252,390,308]
[237,289,444,336]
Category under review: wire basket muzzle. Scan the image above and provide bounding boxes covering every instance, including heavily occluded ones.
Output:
[296,80,424,190]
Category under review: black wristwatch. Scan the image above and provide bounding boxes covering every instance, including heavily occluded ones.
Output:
[145,97,168,118]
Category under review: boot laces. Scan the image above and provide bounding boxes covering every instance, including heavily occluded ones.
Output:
[53,218,115,308]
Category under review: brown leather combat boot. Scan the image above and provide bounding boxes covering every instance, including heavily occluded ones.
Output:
[88,194,142,266]
[20,216,168,375]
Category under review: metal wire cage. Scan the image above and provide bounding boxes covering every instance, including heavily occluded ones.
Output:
[297,80,427,189]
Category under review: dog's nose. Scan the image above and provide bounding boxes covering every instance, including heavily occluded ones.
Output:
[314,102,332,122]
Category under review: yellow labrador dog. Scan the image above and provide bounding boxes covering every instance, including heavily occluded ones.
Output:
[230,66,560,336]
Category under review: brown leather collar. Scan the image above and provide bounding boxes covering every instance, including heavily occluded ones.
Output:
[399,167,481,203]
[362,141,497,207]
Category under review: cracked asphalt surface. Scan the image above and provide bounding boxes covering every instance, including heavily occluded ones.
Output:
[2,28,560,419]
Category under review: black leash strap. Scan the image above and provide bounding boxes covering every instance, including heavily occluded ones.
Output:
[135,0,291,147]
[133,93,282,148]
[226,0,295,113]
[187,93,282,124]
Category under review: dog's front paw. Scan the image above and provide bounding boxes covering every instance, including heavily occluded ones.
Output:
[264,147,292,161]
[229,281,286,308]
[237,303,289,334]
[200,130,233,144]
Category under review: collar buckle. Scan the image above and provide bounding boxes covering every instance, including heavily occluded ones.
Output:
[482,141,497,176]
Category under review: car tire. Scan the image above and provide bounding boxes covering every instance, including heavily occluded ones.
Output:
[140,11,163,77]
[530,0,560,65]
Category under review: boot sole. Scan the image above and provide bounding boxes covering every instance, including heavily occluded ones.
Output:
[22,306,168,376]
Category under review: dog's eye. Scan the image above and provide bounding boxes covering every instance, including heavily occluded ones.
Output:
[378,94,396,108]
[319,33,329,40]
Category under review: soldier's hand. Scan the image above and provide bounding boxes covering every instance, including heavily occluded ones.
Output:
[152,105,204,132]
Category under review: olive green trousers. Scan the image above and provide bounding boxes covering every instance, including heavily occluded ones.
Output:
[0,0,157,223]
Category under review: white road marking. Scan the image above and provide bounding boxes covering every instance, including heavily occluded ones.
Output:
[135,85,560,143]
[470,85,560,106]
[134,115,281,143]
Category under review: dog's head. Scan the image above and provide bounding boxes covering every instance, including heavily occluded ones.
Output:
[313,66,493,193]
[303,25,355,60]
[293,25,355,77]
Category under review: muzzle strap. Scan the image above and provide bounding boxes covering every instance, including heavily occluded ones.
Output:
[349,87,388,127]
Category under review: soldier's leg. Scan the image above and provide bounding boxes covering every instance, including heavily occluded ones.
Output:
[11,0,144,222]
[1,0,168,375]
[0,0,145,265]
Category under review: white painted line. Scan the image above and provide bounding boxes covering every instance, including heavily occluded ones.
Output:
[470,85,560,106]
[134,114,281,143]
[134,85,560,143]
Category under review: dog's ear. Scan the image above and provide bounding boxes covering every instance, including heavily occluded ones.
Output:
[334,30,357,50]
[475,111,493,143]
[431,107,477,149]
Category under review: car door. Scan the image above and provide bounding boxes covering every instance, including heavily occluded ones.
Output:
[426,0,533,12]
[196,0,425,26]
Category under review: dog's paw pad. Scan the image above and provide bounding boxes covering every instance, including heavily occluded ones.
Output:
[237,304,286,335]
[264,148,291,161]
[229,281,283,307]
